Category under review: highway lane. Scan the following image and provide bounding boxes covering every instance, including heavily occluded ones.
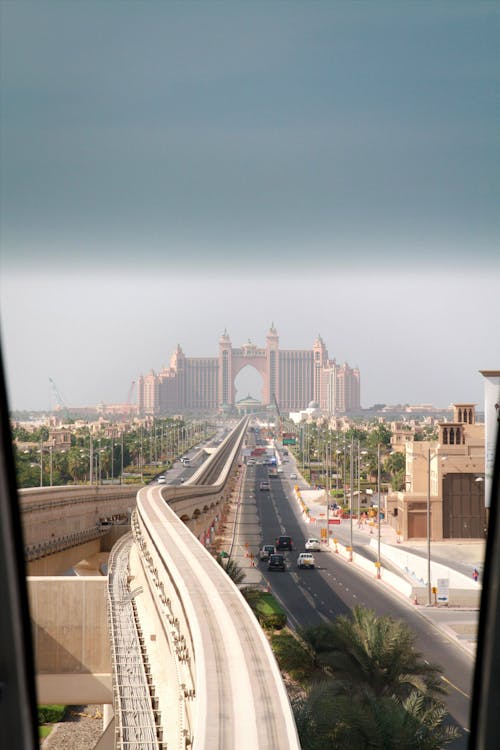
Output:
[249,462,473,748]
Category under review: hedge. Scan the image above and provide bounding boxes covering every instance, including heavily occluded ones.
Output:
[38,705,66,725]
[242,588,287,630]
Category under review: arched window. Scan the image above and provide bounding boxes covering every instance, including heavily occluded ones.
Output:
[443,427,448,445]
[449,428,455,445]
[458,408,462,422]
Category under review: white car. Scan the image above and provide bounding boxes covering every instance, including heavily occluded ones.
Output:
[305,538,321,551]
[290,473,297,480]
[297,552,315,569]
[259,544,275,560]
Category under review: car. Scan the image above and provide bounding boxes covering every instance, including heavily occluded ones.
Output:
[290,473,297,480]
[259,544,275,560]
[157,476,166,484]
[297,552,315,569]
[259,481,270,491]
[275,535,293,551]
[305,538,321,551]
[267,553,285,571]
[277,467,284,474]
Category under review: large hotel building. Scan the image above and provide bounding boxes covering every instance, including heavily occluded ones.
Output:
[137,325,360,415]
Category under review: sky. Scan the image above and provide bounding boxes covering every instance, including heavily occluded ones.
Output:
[1,0,498,412]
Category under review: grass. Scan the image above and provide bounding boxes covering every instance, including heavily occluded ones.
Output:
[242,588,287,630]
[39,725,53,739]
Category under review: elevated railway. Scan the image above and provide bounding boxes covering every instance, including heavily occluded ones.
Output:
[107,417,300,750]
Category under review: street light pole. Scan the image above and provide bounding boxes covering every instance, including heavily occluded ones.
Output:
[120,432,124,485]
[357,440,361,519]
[39,437,43,487]
[89,434,94,485]
[427,446,432,606]
[377,443,381,575]
[413,449,434,606]
[349,439,354,560]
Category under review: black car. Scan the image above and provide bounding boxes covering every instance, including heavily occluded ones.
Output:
[275,535,293,551]
[267,553,285,571]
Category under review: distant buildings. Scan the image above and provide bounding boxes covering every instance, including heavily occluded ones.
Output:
[137,326,361,416]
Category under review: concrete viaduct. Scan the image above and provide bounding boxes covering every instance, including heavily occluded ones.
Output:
[23,418,299,750]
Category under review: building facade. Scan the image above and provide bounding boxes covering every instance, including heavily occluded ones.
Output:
[386,403,486,540]
[137,326,360,415]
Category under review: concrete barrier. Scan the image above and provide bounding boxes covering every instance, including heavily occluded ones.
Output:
[369,539,482,607]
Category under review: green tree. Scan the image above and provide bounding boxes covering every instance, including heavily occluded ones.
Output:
[293,682,460,750]
[300,606,445,701]
[216,554,246,585]
[384,451,406,491]
[367,423,392,449]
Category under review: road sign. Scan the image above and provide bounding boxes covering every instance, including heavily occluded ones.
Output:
[436,578,449,603]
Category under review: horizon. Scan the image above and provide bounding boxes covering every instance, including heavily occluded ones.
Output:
[1,2,498,412]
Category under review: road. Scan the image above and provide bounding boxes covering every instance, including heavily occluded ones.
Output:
[245,461,474,749]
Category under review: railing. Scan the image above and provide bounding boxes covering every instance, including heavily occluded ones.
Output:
[107,532,164,750]
[24,524,110,561]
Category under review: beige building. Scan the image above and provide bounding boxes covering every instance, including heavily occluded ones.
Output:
[386,404,485,540]
[389,421,415,453]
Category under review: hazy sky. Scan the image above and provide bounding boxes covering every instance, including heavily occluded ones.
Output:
[1,1,498,411]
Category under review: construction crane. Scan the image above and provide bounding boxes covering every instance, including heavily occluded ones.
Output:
[49,378,69,416]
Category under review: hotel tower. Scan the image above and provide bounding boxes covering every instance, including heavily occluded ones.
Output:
[138,326,360,415]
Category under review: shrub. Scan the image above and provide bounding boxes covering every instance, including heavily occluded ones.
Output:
[271,630,315,682]
[242,588,287,630]
[38,705,66,725]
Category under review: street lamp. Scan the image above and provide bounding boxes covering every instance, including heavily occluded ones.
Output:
[413,448,436,606]
[349,439,354,560]
[377,443,381,577]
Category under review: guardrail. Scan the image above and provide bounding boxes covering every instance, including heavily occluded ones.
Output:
[107,532,164,749]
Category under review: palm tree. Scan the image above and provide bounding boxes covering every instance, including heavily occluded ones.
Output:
[293,682,460,750]
[216,554,246,585]
[300,606,445,701]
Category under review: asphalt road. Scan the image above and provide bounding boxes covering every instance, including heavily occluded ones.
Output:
[249,463,473,749]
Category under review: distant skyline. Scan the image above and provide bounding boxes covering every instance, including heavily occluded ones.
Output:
[1,1,498,411]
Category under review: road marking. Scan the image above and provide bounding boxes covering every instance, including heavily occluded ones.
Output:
[441,675,470,699]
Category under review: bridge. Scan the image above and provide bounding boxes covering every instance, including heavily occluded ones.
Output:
[24,418,300,750]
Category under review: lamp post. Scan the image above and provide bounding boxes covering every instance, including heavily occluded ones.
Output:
[39,438,43,487]
[89,434,94,485]
[48,445,53,487]
[349,439,354,559]
[377,443,381,576]
[413,448,435,606]
[120,432,124,485]
[426,447,431,605]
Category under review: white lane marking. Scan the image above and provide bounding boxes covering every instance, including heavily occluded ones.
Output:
[440,675,470,699]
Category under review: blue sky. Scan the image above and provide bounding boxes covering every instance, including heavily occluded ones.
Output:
[1,1,498,410]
